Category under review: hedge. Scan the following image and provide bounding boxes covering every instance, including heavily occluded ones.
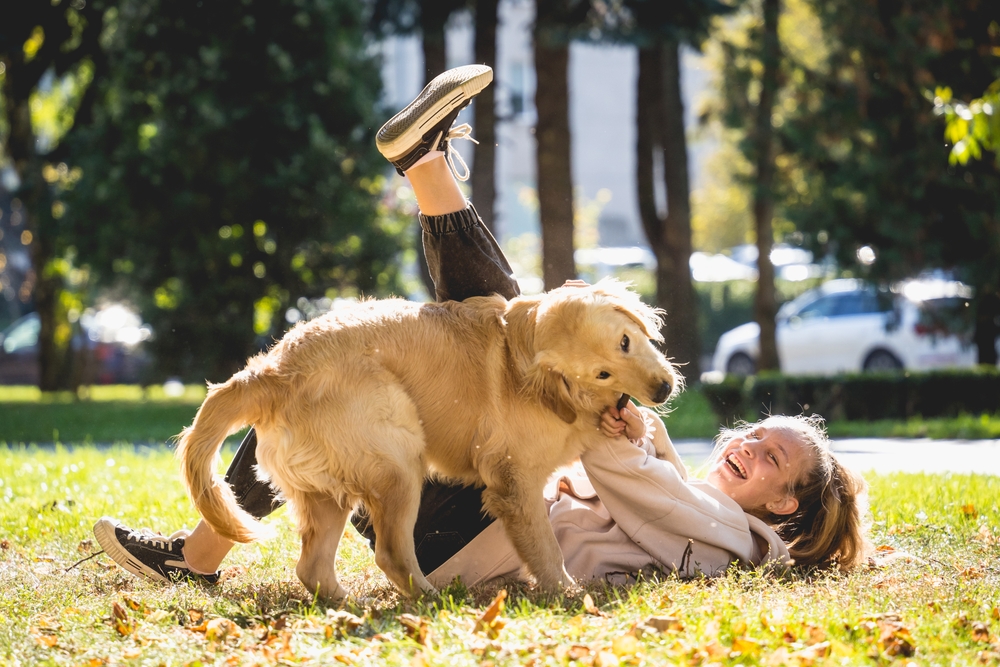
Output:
[700,366,1000,424]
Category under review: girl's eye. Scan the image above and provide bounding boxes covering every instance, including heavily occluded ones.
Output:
[597,371,611,379]
[768,453,778,465]
[621,335,630,352]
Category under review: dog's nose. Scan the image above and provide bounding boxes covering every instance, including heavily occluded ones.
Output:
[652,380,672,404]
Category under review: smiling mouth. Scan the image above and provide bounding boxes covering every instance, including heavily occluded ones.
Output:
[726,454,747,479]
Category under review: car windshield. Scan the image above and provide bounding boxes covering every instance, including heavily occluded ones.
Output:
[2,316,40,354]
[790,288,892,319]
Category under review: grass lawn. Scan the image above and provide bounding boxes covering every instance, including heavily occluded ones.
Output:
[2,384,999,444]
[1,444,999,665]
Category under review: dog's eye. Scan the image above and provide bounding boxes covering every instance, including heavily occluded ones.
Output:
[620,335,630,352]
[597,371,611,379]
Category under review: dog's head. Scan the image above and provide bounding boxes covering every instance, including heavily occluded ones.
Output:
[509,278,681,424]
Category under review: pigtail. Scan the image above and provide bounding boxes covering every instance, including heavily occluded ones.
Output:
[764,451,871,570]
[747,415,871,571]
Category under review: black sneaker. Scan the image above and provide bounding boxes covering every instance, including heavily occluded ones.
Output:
[376,64,493,179]
[93,517,219,584]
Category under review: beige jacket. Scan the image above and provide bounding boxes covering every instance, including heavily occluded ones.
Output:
[427,416,790,588]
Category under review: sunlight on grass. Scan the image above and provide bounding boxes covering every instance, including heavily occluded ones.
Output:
[1,445,997,665]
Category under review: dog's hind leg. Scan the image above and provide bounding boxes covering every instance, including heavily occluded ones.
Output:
[363,466,437,598]
[294,492,352,603]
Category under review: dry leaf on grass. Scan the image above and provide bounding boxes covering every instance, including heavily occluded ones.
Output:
[474,589,507,638]
[112,601,134,637]
[398,613,430,646]
[583,593,607,617]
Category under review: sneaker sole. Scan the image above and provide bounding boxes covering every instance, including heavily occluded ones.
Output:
[93,518,170,583]
[376,64,493,162]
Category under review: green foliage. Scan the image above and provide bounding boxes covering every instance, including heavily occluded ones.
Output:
[933,80,1000,166]
[709,0,1000,364]
[61,0,407,382]
[702,366,1000,423]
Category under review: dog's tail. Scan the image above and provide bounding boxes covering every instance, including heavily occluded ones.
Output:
[176,369,277,543]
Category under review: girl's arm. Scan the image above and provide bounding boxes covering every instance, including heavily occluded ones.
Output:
[579,431,757,562]
[600,406,687,480]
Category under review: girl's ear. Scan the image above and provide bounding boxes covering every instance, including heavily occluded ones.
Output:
[768,495,799,516]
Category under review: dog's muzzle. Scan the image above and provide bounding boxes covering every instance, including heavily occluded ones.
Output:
[651,380,672,404]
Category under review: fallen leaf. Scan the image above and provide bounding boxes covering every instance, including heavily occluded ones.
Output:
[205,617,242,642]
[326,609,364,639]
[790,641,831,666]
[583,593,607,617]
[32,632,58,648]
[78,539,94,553]
[122,647,142,659]
[612,633,640,657]
[398,614,429,646]
[877,619,915,658]
[731,636,763,657]
[188,609,204,625]
[806,624,827,645]
[112,602,133,637]
[0,539,10,550]
[644,615,683,633]
[474,589,507,638]
[961,503,978,518]
[972,622,992,643]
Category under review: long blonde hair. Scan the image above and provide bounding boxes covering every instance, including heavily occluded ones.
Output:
[716,415,871,571]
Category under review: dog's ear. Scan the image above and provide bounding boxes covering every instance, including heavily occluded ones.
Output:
[525,355,578,424]
[590,279,665,342]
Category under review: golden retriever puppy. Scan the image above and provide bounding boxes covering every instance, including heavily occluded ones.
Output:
[177,279,679,601]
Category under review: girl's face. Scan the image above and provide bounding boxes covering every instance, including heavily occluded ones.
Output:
[706,424,813,515]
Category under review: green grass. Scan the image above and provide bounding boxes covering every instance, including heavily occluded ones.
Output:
[1,445,998,665]
[2,384,999,444]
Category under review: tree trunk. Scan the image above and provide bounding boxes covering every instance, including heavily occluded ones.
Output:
[635,43,701,378]
[752,0,782,372]
[658,42,700,378]
[974,285,999,365]
[472,0,499,234]
[416,3,450,298]
[3,71,61,391]
[533,36,576,289]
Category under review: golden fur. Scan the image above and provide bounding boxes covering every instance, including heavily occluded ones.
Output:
[176,279,679,600]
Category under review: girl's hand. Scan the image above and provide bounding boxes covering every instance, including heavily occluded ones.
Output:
[600,404,647,441]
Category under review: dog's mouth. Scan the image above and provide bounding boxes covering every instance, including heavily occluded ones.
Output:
[616,393,631,410]
[725,453,747,479]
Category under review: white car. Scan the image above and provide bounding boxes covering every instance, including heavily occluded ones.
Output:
[711,278,982,376]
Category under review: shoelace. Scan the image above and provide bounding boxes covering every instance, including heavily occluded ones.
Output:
[126,527,182,552]
[431,122,479,182]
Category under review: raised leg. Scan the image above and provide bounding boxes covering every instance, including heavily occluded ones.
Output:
[294,493,352,602]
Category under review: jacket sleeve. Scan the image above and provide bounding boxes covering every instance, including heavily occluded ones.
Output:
[579,433,758,564]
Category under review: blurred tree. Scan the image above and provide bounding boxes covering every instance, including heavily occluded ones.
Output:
[601,0,733,377]
[0,0,108,390]
[782,0,1000,366]
[534,0,591,289]
[713,0,1000,366]
[471,0,500,233]
[63,0,407,382]
[370,0,468,297]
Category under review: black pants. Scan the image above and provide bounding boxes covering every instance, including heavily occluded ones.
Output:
[221,204,518,574]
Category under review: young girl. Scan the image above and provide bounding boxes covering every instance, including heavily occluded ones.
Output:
[94,64,869,588]
[425,405,869,588]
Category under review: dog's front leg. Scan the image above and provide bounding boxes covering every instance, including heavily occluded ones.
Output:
[481,477,574,591]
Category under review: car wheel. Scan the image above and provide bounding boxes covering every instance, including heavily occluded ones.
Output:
[863,349,903,372]
[726,352,756,376]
